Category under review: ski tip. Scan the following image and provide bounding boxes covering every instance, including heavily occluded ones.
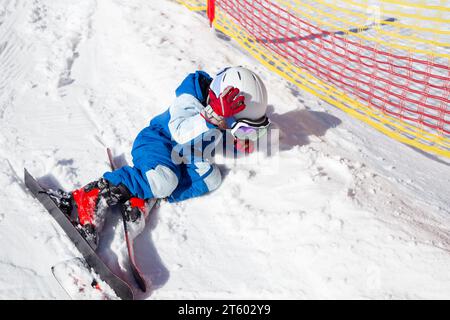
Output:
[24,168,33,186]
[138,282,147,293]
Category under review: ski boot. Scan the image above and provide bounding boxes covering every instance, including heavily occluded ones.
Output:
[71,178,132,247]
[122,197,151,240]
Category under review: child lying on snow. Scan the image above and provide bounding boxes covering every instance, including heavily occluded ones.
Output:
[59,66,270,244]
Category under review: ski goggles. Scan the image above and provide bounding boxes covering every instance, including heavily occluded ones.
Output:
[230,116,270,141]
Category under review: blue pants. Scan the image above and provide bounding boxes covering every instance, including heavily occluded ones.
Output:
[103,126,221,202]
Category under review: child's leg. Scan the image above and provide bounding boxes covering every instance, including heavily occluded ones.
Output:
[168,162,222,202]
[103,126,181,200]
[68,127,181,243]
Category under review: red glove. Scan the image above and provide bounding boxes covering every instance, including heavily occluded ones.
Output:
[208,86,246,118]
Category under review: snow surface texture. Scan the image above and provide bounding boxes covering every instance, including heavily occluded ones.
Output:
[0,0,449,299]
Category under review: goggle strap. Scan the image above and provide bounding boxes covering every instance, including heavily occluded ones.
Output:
[231,116,270,129]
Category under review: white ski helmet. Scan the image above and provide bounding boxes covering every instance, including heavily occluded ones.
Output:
[210,67,268,121]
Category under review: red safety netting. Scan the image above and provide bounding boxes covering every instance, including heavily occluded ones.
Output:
[215,0,450,136]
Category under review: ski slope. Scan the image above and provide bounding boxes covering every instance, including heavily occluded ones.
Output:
[0,0,449,299]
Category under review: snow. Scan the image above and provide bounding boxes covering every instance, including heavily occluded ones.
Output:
[1,0,449,299]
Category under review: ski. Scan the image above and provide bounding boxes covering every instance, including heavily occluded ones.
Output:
[24,169,134,300]
[52,258,119,300]
[107,147,156,293]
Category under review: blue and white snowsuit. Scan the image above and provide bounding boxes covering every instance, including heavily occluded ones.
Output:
[103,71,223,202]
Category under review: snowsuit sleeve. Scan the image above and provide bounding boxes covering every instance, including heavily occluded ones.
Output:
[168,94,217,145]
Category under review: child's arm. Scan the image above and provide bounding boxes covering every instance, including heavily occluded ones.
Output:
[168,94,217,145]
